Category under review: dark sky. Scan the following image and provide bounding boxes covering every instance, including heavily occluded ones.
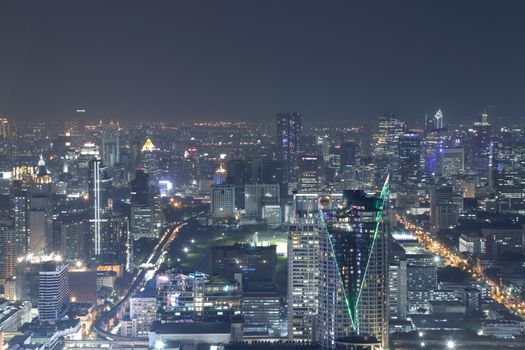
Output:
[1,0,525,125]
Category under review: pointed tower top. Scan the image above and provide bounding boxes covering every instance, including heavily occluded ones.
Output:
[142,138,156,152]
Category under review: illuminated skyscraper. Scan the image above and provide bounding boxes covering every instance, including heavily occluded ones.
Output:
[318,181,389,349]
[425,108,444,131]
[38,262,70,322]
[0,224,15,280]
[276,113,303,182]
[287,193,340,341]
[0,117,9,139]
[397,133,421,191]
[470,112,492,176]
[13,180,29,257]
[373,114,406,159]
[490,141,525,212]
[299,155,321,193]
[88,158,112,257]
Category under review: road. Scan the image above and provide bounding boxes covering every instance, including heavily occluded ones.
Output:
[397,214,525,319]
[93,218,191,341]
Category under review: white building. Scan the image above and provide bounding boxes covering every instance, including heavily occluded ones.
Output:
[38,263,70,322]
[121,291,157,338]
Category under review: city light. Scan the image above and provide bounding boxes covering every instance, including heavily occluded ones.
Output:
[2,5,524,349]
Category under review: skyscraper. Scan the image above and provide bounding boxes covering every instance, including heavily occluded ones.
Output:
[318,182,389,349]
[288,222,320,341]
[28,194,52,255]
[430,184,459,231]
[88,158,112,257]
[469,112,492,175]
[0,117,9,139]
[491,141,525,212]
[288,193,326,341]
[373,113,406,159]
[299,155,321,193]
[276,113,303,182]
[398,133,421,191]
[13,180,29,257]
[0,224,15,281]
[425,108,444,132]
[38,262,70,322]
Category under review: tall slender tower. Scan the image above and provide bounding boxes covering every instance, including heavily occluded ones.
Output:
[276,113,303,182]
[288,194,322,341]
[318,179,389,349]
[88,158,111,258]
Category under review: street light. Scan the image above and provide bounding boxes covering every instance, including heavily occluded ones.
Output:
[183,247,189,253]
[447,340,455,349]
[154,340,165,349]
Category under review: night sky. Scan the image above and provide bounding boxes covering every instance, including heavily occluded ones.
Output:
[1,0,525,124]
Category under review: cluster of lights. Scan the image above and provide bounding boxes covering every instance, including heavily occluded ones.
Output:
[17,252,63,264]
[398,214,525,318]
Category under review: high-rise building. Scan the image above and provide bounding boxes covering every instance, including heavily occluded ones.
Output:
[397,133,422,191]
[88,158,112,257]
[430,184,459,231]
[276,113,303,182]
[442,147,465,179]
[59,219,88,262]
[130,204,154,239]
[28,194,52,255]
[121,286,157,338]
[491,141,525,213]
[244,183,279,219]
[373,114,406,159]
[299,155,321,193]
[340,141,358,174]
[210,185,236,219]
[388,240,408,319]
[425,108,444,132]
[0,117,9,139]
[13,180,29,257]
[404,244,438,313]
[288,218,321,341]
[469,112,491,175]
[142,138,161,183]
[288,193,346,341]
[318,184,389,349]
[101,123,120,169]
[131,169,150,205]
[0,224,15,281]
[38,262,70,322]
[243,285,281,336]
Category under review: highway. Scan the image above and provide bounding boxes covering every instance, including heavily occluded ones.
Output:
[397,214,525,319]
[92,218,190,341]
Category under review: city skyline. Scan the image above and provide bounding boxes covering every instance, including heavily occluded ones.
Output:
[1,2,525,350]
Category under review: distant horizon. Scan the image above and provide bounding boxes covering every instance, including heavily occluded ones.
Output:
[2,1,525,124]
